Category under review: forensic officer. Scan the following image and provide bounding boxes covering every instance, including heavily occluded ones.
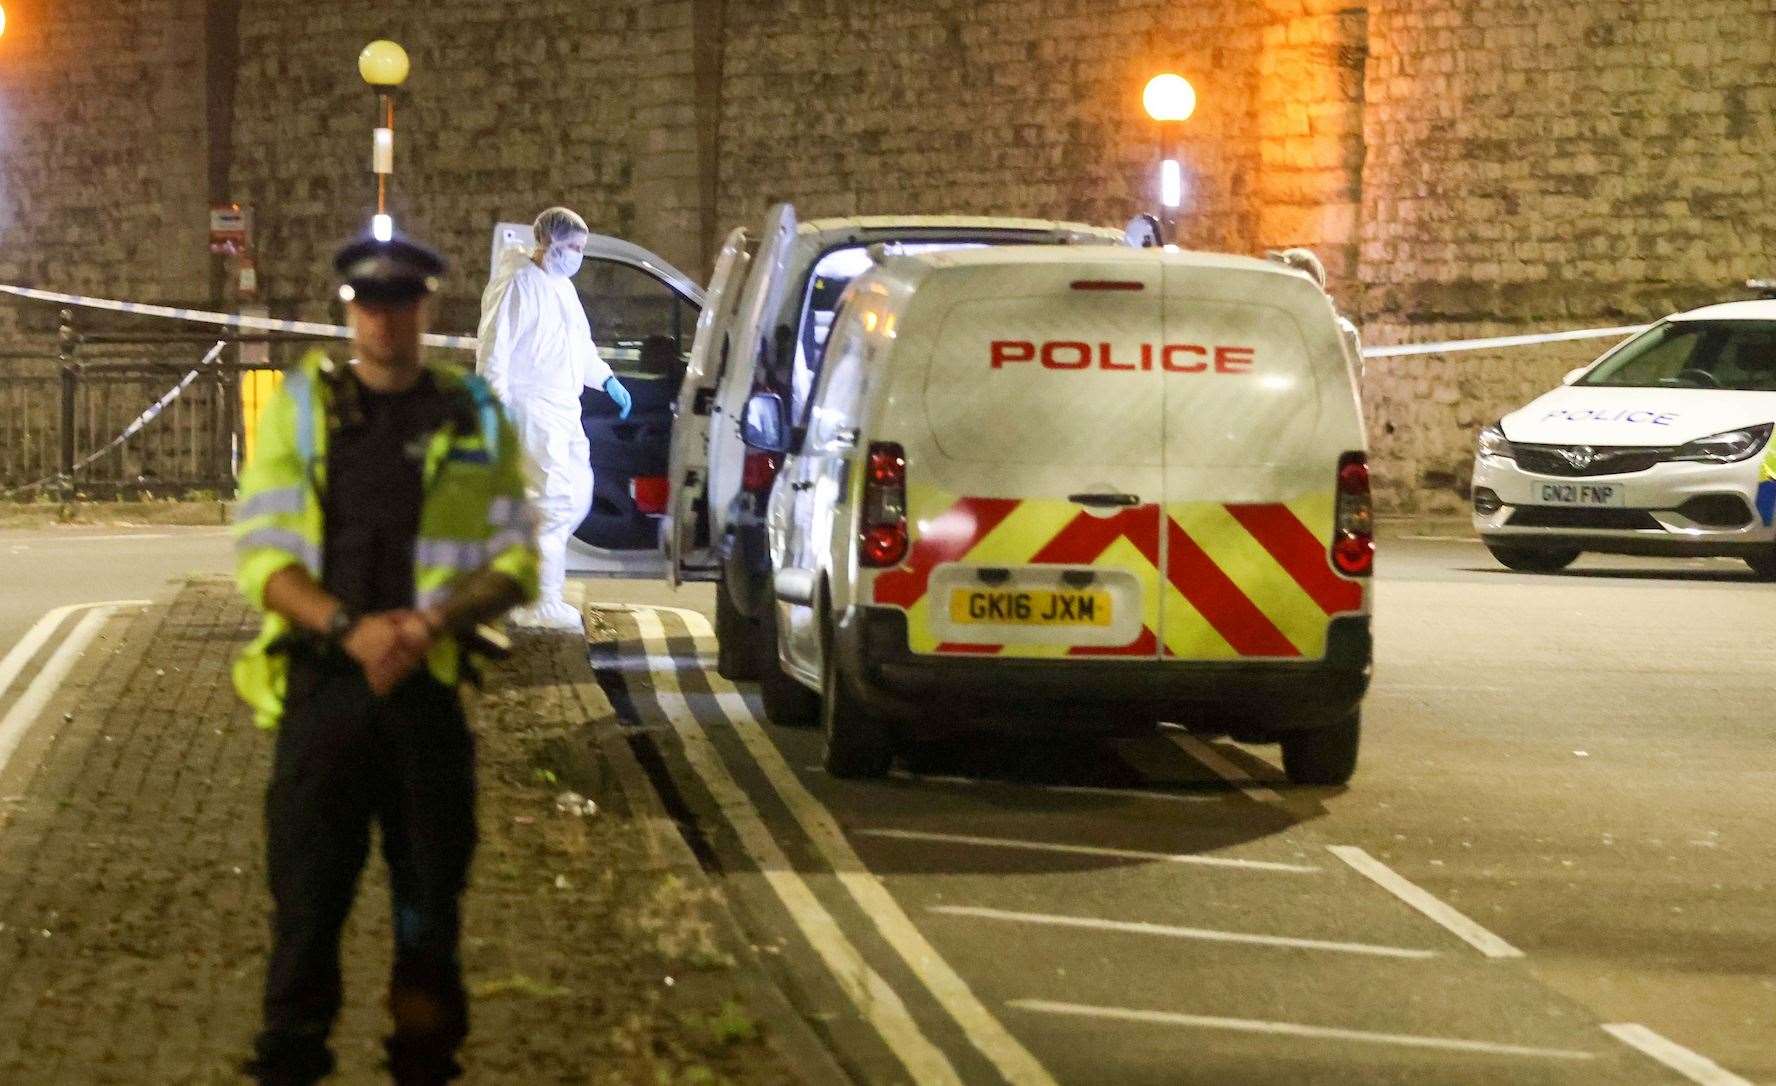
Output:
[232,234,539,1084]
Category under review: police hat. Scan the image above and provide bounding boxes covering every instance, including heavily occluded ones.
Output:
[333,234,446,305]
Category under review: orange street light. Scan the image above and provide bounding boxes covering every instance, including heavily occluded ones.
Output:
[1142,73,1197,123]
[1,4,9,39]
[1143,73,1198,240]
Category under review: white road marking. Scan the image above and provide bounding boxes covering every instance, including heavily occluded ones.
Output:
[858,828,1318,874]
[1602,1024,1752,1086]
[0,604,82,705]
[1163,731,1285,803]
[0,601,146,776]
[802,764,1219,803]
[1328,846,1524,959]
[931,905,1438,960]
[644,608,1060,1086]
[1009,1000,1596,1060]
[626,613,963,1085]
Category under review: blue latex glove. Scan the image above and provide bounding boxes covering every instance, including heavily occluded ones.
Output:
[603,375,632,419]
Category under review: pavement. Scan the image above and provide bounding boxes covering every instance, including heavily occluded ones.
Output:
[0,532,1770,1084]
[0,580,805,1084]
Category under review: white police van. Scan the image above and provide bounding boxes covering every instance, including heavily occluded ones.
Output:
[740,246,1374,782]
[1473,296,1776,575]
[661,205,1146,680]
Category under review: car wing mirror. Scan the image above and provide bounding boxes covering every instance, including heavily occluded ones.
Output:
[741,390,789,453]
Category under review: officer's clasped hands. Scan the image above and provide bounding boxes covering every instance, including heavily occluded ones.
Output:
[341,610,435,696]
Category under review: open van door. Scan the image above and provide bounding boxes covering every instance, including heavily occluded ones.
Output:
[666,226,754,586]
[705,203,798,556]
[484,223,706,579]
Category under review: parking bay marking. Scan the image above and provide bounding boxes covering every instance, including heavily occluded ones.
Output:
[1162,730,1285,803]
[633,609,1058,1086]
[1328,845,1524,959]
[803,764,1220,804]
[931,905,1438,960]
[858,828,1319,874]
[1008,1000,1596,1061]
[1601,1024,1752,1086]
[0,600,148,776]
[627,612,964,1085]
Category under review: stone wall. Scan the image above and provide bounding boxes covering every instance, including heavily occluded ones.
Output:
[6,1,1776,508]
[0,0,211,350]
[228,0,705,336]
[713,0,1366,295]
[1358,0,1776,511]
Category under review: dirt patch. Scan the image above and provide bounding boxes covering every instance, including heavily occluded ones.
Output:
[0,581,804,1084]
[0,500,231,528]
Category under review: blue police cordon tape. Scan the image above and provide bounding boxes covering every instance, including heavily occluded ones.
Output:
[0,339,227,497]
[0,284,479,351]
[1361,324,1648,359]
[3,281,1647,360]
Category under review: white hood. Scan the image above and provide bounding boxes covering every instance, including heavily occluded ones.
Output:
[1501,385,1776,447]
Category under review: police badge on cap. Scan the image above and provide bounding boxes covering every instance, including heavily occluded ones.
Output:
[333,235,447,305]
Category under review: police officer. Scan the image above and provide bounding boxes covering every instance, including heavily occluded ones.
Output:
[1272,246,1365,380]
[232,234,539,1084]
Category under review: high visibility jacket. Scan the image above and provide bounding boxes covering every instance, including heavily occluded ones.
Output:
[232,350,540,728]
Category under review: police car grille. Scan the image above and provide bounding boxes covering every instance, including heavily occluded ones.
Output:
[1511,445,1669,477]
[1506,507,1663,530]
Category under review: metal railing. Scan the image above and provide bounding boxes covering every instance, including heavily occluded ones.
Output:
[0,309,330,499]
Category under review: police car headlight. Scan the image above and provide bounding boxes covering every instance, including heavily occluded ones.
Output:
[1477,423,1514,460]
[1668,423,1774,464]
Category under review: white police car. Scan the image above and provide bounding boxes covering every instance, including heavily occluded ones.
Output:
[1473,295,1776,575]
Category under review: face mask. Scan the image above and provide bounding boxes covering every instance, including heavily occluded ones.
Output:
[544,244,584,278]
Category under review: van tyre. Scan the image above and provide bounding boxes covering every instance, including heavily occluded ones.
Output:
[715,575,767,681]
[1280,712,1360,786]
[820,627,893,779]
[1485,543,1580,573]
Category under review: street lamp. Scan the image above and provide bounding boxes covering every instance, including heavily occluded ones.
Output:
[0,4,8,39]
[358,39,411,241]
[1142,73,1197,242]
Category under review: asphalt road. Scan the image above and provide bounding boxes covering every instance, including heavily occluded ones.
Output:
[0,526,234,649]
[578,537,1775,1085]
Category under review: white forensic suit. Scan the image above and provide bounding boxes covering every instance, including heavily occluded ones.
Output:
[477,246,614,628]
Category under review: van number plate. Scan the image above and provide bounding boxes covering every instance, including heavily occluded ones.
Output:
[949,589,1113,627]
[1527,482,1625,507]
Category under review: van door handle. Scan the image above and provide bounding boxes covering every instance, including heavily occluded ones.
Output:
[1069,492,1140,508]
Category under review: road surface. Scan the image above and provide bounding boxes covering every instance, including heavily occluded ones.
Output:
[575,537,1773,1085]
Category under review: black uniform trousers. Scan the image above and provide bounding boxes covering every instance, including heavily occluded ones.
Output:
[250,651,476,1085]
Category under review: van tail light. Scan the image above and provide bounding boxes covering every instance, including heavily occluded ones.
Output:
[1332,451,1374,577]
[629,475,669,516]
[741,451,781,494]
[859,442,908,568]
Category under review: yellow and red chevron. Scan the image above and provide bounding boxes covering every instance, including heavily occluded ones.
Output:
[871,487,1363,660]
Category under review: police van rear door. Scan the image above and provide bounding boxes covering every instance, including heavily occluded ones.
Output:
[870,254,1166,659]
[666,226,755,586]
[1157,259,1363,661]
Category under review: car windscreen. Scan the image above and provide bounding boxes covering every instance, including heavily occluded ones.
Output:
[1580,320,1776,391]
